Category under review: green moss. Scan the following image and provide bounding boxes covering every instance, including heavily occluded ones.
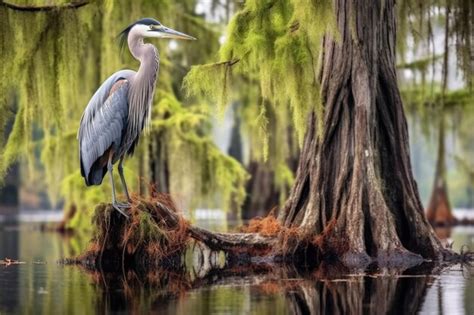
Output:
[183,64,232,118]
[0,106,27,178]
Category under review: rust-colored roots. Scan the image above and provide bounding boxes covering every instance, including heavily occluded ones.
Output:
[312,219,349,259]
[241,215,281,236]
[240,214,319,261]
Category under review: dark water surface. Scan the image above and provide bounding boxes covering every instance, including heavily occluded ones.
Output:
[0,218,473,315]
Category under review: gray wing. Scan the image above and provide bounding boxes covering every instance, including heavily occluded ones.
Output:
[78,70,134,185]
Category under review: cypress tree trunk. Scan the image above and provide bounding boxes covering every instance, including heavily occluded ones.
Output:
[426,3,455,227]
[426,116,455,226]
[279,0,444,265]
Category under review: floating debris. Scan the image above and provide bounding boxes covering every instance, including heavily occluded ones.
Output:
[33,261,47,265]
[37,287,49,295]
[0,258,26,266]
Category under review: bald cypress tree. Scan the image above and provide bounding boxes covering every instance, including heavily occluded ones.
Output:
[185,0,474,264]
[279,0,444,264]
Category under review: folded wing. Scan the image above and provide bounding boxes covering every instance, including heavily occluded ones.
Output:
[78,73,132,186]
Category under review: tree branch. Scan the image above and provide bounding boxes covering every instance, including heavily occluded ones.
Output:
[214,58,241,67]
[0,0,89,12]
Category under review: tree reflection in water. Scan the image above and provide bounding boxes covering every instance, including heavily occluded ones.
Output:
[81,261,446,314]
[286,263,432,315]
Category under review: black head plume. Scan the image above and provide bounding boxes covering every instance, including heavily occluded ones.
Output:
[118,18,162,53]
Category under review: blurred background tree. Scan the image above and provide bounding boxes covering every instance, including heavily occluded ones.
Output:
[397,0,474,225]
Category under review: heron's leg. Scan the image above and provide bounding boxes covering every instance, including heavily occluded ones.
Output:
[108,155,129,219]
[118,156,132,203]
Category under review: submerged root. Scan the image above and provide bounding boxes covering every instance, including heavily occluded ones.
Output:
[442,245,474,266]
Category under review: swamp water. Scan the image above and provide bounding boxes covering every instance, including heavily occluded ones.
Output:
[0,214,473,315]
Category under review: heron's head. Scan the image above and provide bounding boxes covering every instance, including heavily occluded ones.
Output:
[119,18,196,45]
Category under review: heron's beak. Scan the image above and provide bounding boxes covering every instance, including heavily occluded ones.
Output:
[151,25,196,40]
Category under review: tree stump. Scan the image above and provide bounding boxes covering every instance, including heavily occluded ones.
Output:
[66,195,286,271]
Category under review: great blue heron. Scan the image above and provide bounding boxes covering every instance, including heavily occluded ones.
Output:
[78,18,195,218]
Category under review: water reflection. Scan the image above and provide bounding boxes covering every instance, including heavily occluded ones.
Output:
[284,268,430,315]
[77,261,473,315]
[0,223,473,315]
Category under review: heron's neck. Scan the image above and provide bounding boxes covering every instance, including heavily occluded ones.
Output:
[128,35,160,82]
[126,33,160,136]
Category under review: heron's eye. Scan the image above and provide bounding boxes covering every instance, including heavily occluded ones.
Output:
[150,24,162,30]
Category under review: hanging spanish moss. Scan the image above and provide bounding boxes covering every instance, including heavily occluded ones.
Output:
[0,0,247,230]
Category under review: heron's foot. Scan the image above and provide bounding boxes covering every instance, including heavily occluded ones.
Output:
[116,201,131,208]
[112,202,130,219]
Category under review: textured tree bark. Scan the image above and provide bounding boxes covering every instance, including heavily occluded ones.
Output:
[279,0,445,265]
[426,116,456,226]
